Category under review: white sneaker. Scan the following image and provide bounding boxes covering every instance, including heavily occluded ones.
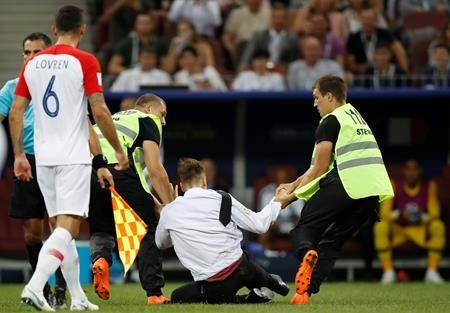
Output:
[425,269,445,284]
[380,270,396,284]
[70,299,99,311]
[21,285,55,312]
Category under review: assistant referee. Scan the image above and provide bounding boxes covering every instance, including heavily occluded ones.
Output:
[277,75,394,304]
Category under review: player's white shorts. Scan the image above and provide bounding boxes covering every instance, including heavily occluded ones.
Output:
[36,164,91,218]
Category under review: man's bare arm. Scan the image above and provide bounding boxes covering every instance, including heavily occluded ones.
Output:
[143,140,174,204]
[9,96,30,156]
[88,92,128,169]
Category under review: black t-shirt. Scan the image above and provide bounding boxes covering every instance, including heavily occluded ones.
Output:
[346,28,395,65]
[314,115,341,181]
[130,117,161,153]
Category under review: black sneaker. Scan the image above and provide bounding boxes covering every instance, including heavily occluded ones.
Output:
[269,274,290,296]
[53,287,67,310]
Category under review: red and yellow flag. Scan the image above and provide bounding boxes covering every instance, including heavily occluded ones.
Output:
[110,187,147,275]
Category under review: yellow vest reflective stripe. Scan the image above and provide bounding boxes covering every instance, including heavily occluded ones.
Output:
[294,103,394,202]
[93,109,162,193]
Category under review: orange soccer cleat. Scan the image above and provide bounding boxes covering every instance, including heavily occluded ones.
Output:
[290,249,318,304]
[147,295,170,305]
[92,257,110,300]
[290,292,310,304]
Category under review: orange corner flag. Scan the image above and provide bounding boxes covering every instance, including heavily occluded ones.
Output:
[110,187,147,275]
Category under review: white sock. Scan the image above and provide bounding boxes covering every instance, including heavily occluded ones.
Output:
[61,240,87,302]
[27,228,72,293]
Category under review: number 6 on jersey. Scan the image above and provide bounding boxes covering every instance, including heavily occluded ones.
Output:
[43,75,59,117]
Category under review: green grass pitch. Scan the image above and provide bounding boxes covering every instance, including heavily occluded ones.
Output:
[1,282,450,313]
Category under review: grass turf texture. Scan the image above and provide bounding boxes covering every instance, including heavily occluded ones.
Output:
[1,282,450,312]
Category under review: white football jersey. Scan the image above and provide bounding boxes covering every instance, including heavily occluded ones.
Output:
[15,44,103,166]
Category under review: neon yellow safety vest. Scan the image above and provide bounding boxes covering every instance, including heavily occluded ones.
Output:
[93,109,162,193]
[294,103,394,202]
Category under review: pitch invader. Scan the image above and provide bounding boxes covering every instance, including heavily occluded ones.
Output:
[9,5,128,311]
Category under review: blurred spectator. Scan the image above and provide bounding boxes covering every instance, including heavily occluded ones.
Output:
[200,158,229,191]
[342,0,388,36]
[291,0,346,41]
[222,0,271,66]
[288,36,344,89]
[174,47,228,91]
[108,13,169,75]
[119,97,136,111]
[354,43,408,88]
[168,0,222,37]
[424,44,450,88]
[374,159,446,284]
[164,20,216,73]
[232,50,286,90]
[346,7,409,74]
[428,22,450,65]
[110,47,171,91]
[239,2,298,69]
[96,0,155,47]
[257,166,303,247]
[289,0,309,9]
[305,12,346,68]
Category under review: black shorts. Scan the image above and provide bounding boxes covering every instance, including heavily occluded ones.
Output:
[88,166,157,235]
[9,154,46,220]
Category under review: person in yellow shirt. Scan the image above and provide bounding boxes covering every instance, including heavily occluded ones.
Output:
[374,159,446,283]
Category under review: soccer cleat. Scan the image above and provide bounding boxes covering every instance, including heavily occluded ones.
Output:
[21,285,55,311]
[290,292,310,304]
[294,250,318,295]
[53,287,67,309]
[425,269,445,284]
[70,299,99,311]
[269,274,290,296]
[147,295,170,305]
[380,270,396,284]
[247,287,274,303]
[92,258,110,300]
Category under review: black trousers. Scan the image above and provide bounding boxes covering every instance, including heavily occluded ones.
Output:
[88,166,164,296]
[290,173,378,295]
[171,254,278,304]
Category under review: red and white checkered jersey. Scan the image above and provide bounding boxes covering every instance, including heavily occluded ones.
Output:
[15,44,103,166]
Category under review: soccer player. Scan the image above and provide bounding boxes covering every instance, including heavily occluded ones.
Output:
[156,158,290,304]
[89,94,175,305]
[276,75,394,304]
[375,158,446,283]
[0,32,68,308]
[9,5,128,311]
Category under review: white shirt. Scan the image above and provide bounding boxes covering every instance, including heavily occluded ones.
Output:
[110,66,171,92]
[174,66,228,91]
[232,71,286,91]
[155,188,281,281]
[288,59,345,90]
[168,0,222,37]
[16,44,103,166]
[268,29,287,63]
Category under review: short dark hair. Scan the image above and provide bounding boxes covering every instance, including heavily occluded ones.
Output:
[313,75,347,103]
[177,158,205,184]
[252,49,270,60]
[22,33,52,49]
[435,43,449,53]
[135,93,165,109]
[272,1,287,11]
[139,45,158,56]
[375,42,391,52]
[180,46,198,57]
[55,5,84,33]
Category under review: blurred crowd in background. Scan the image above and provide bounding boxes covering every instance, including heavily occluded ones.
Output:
[86,0,450,91]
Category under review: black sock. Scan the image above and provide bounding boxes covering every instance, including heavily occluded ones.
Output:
[55,267,66,290]
[25,242,42,272]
